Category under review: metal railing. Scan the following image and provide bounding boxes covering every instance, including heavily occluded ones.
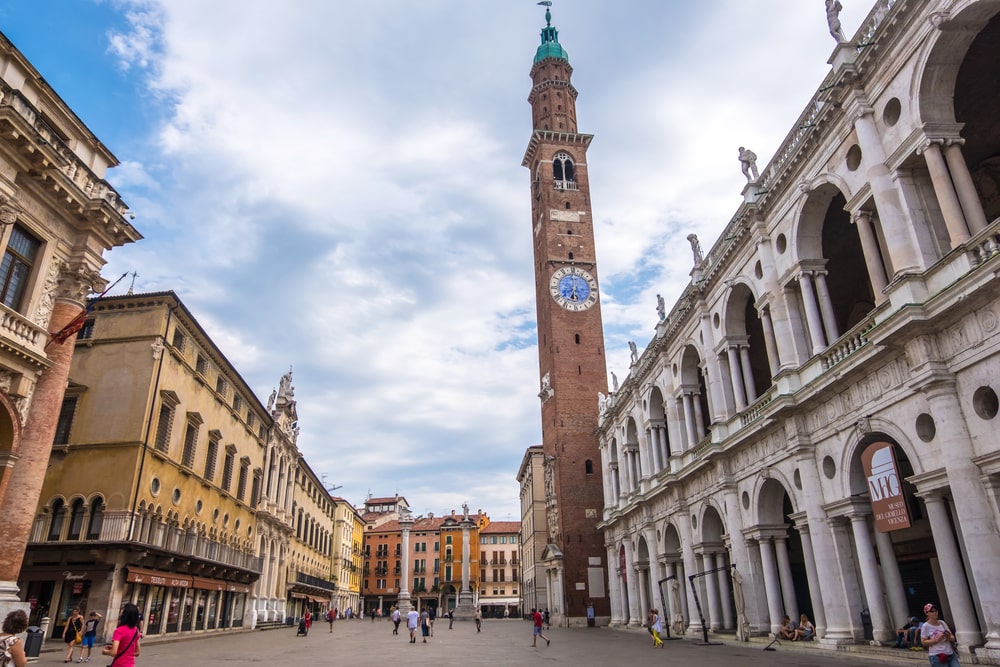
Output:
[29,511,262,572]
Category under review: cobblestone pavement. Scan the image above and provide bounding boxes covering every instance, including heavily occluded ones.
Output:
[40,619,929,667]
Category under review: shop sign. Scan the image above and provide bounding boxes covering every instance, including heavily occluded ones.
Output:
[862,441,911,532]
[72,582,84,594]
[63,571,89,581]
[127,567,192,588]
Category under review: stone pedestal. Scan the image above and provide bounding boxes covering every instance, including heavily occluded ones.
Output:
[452,589,476,621]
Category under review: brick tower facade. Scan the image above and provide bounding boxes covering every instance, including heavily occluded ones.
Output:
[522,7,609,626]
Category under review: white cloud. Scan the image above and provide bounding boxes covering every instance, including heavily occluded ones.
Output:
[95,0,874,518]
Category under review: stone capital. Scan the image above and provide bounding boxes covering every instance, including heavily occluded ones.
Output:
[56,262,105,304]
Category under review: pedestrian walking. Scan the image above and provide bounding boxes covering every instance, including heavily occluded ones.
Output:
[420,609,430,643]
[327,609,335,633]
[79,611,103,662]
[543,608,550,629]
[391,608,401,635]
[63,608,84,663]
[650,609,664,648]
[474,608,482,633]
[1,609,29,667]
[303,609,311,634]
[406,609,419,643]
[448,609,454,630]
[370,608,375,623]
[101,603,141,667]
[428,606,435,636]
[921,603,959,666]
[531,608,550,647]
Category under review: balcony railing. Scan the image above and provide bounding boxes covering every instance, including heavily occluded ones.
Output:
[29,511,262,572]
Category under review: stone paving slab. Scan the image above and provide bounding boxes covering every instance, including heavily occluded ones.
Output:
[37,619,930,667]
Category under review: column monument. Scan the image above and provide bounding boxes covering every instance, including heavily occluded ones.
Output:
[396,508,414,615]
[453,504,477,620]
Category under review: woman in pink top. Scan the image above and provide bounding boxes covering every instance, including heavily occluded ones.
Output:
[101,603,141,667]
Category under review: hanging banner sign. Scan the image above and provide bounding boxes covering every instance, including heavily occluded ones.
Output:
[861,441,911,532]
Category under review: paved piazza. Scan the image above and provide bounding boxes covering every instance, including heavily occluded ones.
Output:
[40,620,931,667]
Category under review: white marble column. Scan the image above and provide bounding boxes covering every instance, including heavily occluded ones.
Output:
[795,522,826,637]
[698,309,727,422]
[873,529,908,634]
[639,566,652,619]
[774,536,798,622]
[920,140,970,246]
[797,272,827,354]
[758,538,784,633]
[943,141,988,234]
[692,392,706,439]
[848,513,891,642]
[812,272,839,344]
[721,484,758,630]
[758,306,781,376]
[923,494,982,647]
[704,553,722,631]
[397,511,414,613]
[727,346,748,410]
[738,345,757,403]
[623,541,641,626]
[682,393,697,448]
[607,546,623,625]
[795,453,852,641]
[715,553,734,629]
[924,381,999,648]
[851,210,888,298]
[851,106,920,272]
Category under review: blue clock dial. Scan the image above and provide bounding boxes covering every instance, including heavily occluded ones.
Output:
[549,266,599,311]
[558,275,591,303]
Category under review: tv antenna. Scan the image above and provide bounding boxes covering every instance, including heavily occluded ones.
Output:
[321,474,343,493]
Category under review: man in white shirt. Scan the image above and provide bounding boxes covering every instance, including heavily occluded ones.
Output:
[406,609,420,644]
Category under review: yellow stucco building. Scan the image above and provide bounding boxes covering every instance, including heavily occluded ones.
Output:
[19,291,267,640]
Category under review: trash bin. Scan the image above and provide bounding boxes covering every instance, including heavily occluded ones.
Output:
[24,626,43,658]
[860,608,873,641]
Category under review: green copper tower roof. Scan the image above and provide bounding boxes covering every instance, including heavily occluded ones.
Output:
[534,5,569,64]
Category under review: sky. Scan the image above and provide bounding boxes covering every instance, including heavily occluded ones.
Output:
[0,1,872,521]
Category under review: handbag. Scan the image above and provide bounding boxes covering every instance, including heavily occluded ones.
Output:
[107,629,138,667]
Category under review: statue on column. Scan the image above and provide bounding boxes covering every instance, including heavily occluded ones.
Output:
[687,234,704,268]
[826,0,846,42]
[738,147,759,182]
[610,371,619,392]
[656,294,666,321]
[628,341,638,364]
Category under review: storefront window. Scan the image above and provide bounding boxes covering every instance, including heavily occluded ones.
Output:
[181,590,194,632]
[54,580,91,639]
[146,587,165,635]
[206,591,219,629]
[166,588,182,633]
[195,591,206,629]
[232,594,245,628]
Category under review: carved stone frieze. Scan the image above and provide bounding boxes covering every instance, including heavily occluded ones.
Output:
[32,259,63,329]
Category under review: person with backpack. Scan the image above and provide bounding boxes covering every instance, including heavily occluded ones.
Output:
[101,603,141,667]
[0,610,28,667]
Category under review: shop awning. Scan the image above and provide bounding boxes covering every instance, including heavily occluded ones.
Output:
[191,576,226,592]
[126,567,192,588]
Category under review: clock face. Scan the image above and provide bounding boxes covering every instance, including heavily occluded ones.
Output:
[549,266,599,311]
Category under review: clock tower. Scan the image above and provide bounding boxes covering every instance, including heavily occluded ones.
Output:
[522,6,609,625]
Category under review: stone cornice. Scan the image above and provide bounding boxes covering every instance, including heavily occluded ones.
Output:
[522,130,593,168]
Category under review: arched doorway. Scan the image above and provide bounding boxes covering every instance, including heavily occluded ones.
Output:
[662,524,687,632]
[846,433,941,625]
[757,479,812,628]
